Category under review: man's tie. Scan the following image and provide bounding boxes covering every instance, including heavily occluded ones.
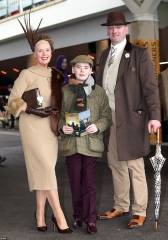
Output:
[108,46,115,67]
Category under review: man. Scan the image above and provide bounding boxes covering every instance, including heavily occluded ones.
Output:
[55,55,69,86]
[0,100,6,164]
[96,11,161,229]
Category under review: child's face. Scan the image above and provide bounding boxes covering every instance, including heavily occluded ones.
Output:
[72,63,92,82]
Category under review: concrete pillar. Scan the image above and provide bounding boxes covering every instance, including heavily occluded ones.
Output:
[130,21,160,84]
[27,54,36,68]
[96,40,108,64]
[123,0,162,142]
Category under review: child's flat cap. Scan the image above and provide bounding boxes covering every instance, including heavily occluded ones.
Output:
[70,55,93,67]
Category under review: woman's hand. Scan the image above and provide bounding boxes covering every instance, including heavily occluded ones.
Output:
[62,125,74,134]
[25,107,52,118]
[86,124,98,134]
[21,105,27,113]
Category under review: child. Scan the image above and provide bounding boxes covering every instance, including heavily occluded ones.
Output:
[58,55,112,234]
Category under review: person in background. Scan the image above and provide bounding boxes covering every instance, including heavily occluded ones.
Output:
[91,64,99,83]
[93,64,99,74]
[56,55,70,165]
[1,96,7,106]
[0,100,6,164]
[55,55,69,86]
[8,84,15,130]
[0,98,7,128]
[0,99,6,120]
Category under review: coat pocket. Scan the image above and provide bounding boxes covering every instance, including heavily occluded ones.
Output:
[88,134,104,153]
[59,135,74,152]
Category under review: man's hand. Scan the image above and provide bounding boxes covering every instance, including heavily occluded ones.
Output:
[86,124,98,134]
[148,120,161,133]
[62,125,74,134]
[2,111,6,118]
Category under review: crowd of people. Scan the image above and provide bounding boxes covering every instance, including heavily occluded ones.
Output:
[1,10,161,235]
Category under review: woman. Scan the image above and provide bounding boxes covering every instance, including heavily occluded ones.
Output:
[8,14,72,234]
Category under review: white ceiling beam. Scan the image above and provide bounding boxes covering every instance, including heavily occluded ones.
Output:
[123,0,162,20]
[123,0,161,14]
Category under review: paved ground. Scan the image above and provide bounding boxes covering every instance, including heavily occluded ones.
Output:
[0,127,168,240]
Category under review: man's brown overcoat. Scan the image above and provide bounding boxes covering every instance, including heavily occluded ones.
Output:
[96,41,160,161]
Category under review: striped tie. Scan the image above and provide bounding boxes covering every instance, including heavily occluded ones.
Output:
[108,46,115,67]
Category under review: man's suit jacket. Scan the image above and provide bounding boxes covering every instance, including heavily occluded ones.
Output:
[96,40,160,161]
[158,68,168,121]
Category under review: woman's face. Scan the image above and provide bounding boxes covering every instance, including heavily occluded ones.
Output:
[34,41,52,68]
[72,63,92,83]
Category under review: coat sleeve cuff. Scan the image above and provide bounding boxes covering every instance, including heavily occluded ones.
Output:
[8,97,27,117]
[59,128,65,135]
[148,111,160,122]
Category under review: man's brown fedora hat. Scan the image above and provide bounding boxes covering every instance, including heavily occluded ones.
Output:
[101,11,131,26]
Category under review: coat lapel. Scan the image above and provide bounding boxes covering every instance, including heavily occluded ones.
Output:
[117,41,132,82]
[99,47,110,87]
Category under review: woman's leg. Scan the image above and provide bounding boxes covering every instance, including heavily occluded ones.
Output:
[45,189,69,229]
[36,190,47,227]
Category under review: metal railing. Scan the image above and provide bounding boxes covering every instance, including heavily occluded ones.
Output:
[0,0,51,19]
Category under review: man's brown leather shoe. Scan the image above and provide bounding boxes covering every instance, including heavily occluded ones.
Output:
[97,208,129,220]
[127,215,146,229]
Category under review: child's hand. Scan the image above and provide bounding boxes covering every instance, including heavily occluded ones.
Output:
[86,124,98,134]
[62,125,74,134]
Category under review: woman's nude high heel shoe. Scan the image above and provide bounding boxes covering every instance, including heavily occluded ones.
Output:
[51,214,73,233]
[34,212,47,232]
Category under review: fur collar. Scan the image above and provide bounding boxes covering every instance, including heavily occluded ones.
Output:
[50,67,64,136]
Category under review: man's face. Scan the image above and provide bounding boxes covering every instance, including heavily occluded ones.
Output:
[62,58,68,70]
[72,63,92,83]
[107,25,128,45]
[8,88,12,92]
